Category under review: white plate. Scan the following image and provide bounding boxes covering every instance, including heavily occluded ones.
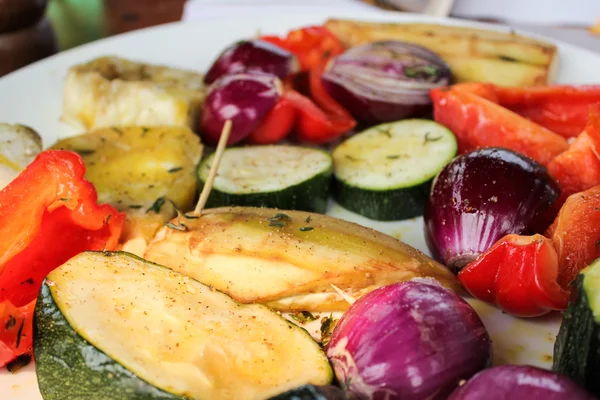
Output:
[1,9,599,400]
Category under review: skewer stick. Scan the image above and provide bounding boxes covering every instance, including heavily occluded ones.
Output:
[330,284,357,305]
[194,120,232,215]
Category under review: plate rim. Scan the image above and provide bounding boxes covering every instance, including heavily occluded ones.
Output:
[1,10,599,86]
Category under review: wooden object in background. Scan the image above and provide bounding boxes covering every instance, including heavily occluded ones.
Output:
[0,0,48,33]
[0,0,57,77]
[104,0,187,35]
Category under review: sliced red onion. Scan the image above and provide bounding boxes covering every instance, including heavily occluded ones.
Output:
[424,147,560,273]
[448,365,595,400]
[321,41,452,124]
[204,40,300,84]
[326,278,491,400]
[200,72,282,145]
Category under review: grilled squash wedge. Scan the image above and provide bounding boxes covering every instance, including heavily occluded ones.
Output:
[52,126,203,254]
[144,207,460,312]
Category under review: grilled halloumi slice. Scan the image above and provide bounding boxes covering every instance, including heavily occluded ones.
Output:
[62,56,207,131]
[324,19,559,87]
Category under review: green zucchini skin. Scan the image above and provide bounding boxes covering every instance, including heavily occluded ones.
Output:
[34,283,186,400]
[330,119,456,221]
[202,170,332,214]
[268,385,346,400]
[553,274,600,396]
[198,145,333,214]
[332,177,431,221]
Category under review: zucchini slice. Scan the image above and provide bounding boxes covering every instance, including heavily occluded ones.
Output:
[198,145,332,213]
[553,258,600,396]
[34,251,332,400]
[332,119,457,221]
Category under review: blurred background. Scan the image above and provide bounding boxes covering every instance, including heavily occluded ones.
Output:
[1,0,599,77]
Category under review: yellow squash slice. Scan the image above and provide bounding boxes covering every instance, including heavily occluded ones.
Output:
[144,207,461,312]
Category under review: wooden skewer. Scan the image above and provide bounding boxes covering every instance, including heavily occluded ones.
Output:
[330,284,357,305]
[194,120,232,215]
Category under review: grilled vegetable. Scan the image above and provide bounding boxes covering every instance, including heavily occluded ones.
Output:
[52,126,203,254]
[0,299,34,368]
[204,39,300,84]
[430,85,569,167]
[34,251,332,400]
[0,150,124,367]
[260,26,345,72]
[0,123,42,190]
[144,207,460,312]
[458,234,569,317]
[546,185,600,289]
[321,41,451,124]
[326,278,492,400]
[324,19,558,87]
[553,258,600,397]
[332,119,457,221]
[246,96,297,144]
[259,26,357,143]
[200,72,282,145]
[493,84,600,139]
[548,106,600,205]
[61,56,207,130]
[449,365,595,400]
[198,145,332,213]
[425,148,560,273]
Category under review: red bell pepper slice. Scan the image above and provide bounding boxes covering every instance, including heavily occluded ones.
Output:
[0,149,124,366]
[458,234,569,317]
[546,184,600,289]
[0,300,34,368]
[450,82,499,102]
[284,88,356,144]
[547,105,600,205]
[493,85,600,138]
[431,86,569,166]
[246,95,297,144]
[261,26,345,72]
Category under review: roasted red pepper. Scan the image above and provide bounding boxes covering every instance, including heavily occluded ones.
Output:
[548,105,600,205]
[286,87,356,144]
[494,85,600,138]
[458,234,569,317]
[0,149,124,366]
[253,26,356,144]
[431,86,569,166]
[246,95,297,144]
[0,300,34,368]
[546,184,600,289]
[449,83,600,138]
[261,26,345,72]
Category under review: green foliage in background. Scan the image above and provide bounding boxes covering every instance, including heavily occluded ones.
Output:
[47,0,105,50]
